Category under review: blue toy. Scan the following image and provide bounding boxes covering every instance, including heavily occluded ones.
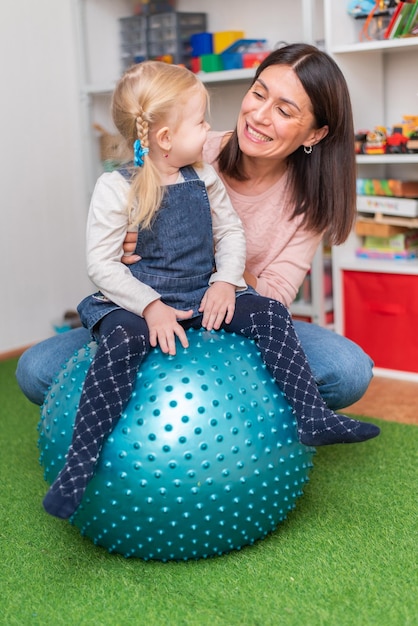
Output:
[347,1,377,18]
[38,329,315,561]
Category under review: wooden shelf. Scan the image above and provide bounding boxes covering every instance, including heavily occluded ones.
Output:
[356,212,418,229]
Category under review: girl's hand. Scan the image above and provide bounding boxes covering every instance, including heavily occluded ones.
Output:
[121,231,141,265]
[143,300,193,355]
[199,282,236,331]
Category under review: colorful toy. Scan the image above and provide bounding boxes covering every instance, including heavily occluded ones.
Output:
[355,129,369,154]
[386,129,408,154]
[93,123,133,172]
[391,117,418,153]
[392,116,418,137]
[220,39,269,70]
[347,1,398,41]
[347,1,377,19]
[38,329,314,561]
[407,131,418,153]
[357,116,418,156]
[363,126,387,155]
[213,31,245,54]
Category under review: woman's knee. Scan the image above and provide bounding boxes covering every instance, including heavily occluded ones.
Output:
[16,327,90,405]
[293,320,373,410]
[326,338,373,408]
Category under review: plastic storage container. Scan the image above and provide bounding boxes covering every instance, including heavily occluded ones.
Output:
[343,269,418,372]
[147,12,207,67]
[119,15,148,70]
[119,12,207,71]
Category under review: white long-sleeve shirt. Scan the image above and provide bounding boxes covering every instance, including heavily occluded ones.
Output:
[85,162,247,317]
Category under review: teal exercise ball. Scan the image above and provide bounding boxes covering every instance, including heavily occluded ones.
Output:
[38,328,315,561]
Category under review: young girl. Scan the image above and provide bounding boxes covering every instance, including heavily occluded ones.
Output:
[43,61,379,519]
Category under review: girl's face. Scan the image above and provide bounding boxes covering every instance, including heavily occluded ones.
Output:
[237,64,328,161]
[170,88,210,166]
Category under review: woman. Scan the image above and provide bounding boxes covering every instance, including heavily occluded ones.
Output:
[43,59,379,519]
[16,43,373,413]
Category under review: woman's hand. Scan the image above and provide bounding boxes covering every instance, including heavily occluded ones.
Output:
[143,300,193,355]
[121,231,140,265]
[199,282,236,331]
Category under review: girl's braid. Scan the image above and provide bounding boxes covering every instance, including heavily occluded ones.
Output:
[135,105,149,148]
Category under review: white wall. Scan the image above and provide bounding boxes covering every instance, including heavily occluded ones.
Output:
[0,0,319,354]
[0,0,91,352]
[178,0,307,48]
[177,0,323,131]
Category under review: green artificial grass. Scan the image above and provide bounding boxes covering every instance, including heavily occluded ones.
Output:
[1,356,417,626]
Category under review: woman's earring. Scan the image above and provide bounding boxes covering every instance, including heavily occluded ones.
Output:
[304,145,313,155]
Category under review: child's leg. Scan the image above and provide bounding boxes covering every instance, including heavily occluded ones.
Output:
[225,295,380,446]
[43,310,150,519]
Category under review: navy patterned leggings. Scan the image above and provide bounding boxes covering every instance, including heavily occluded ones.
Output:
[42,294,379,518]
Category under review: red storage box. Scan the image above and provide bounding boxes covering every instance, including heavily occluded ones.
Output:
[343,270,418,372]
[243,51,270,68]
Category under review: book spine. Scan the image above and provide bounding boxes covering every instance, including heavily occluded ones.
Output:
[356,249,418,260]
[384,2,403,38]
[403,0,418,35]
[363,233,418,250]
[357,178,418,198]
[391,2,414,38]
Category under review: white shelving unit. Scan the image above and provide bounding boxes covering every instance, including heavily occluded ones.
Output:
[324,0,418,379]
[71,0,331,327]
[290,245,333,325]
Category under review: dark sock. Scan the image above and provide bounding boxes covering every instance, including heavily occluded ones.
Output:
[298,413,380,446]
[238,299,380,446]
[43,325,147,519]
[42,458,92,519]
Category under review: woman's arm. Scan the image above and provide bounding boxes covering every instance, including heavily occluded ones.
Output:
[250,226,322,307]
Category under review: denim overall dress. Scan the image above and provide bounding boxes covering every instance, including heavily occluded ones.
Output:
[78,166,215,332]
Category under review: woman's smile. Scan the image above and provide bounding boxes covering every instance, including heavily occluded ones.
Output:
[245,122,273,142]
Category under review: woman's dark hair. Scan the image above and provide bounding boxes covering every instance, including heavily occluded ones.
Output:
[217,43,356,244]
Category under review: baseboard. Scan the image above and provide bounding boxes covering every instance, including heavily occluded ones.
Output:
[0,344,33,361]
[373,366,418,383]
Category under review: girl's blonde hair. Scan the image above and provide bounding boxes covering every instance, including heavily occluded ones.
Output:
[112,61,209,228]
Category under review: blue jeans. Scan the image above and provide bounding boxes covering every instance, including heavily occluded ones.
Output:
[15,321,373,410]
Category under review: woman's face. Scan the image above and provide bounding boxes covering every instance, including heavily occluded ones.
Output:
[237,64,328,161]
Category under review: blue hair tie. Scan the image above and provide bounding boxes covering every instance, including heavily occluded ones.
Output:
[133,139,149,167]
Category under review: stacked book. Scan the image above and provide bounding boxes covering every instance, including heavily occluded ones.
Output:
[356,230,418,260]
[357,178,418,198]
[356,177,418,259]
[384,1,418,39]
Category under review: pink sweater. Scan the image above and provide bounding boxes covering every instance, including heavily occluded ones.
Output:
[203,131,322,307]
